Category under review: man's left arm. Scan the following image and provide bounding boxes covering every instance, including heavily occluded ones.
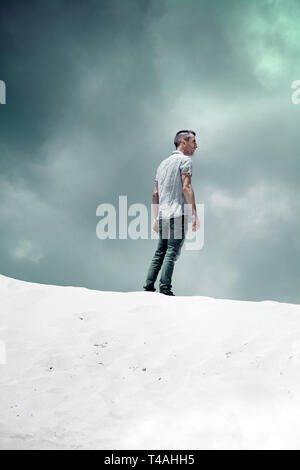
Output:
[152,181,159,233]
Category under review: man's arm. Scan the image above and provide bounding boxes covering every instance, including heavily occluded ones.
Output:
[181,173,199,231]
[152,181,159,233]
[152,181,159,218]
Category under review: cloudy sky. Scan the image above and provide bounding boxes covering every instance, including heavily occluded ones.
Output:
[0,0,299,303]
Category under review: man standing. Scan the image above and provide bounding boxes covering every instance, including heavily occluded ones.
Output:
[143,130,199,296]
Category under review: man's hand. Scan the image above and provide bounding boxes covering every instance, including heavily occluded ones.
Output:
[192,213,200,232]
[152,218,159,234]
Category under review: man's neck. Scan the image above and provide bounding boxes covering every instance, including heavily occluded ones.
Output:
[177,148,190,156]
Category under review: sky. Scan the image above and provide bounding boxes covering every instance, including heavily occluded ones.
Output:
[0,0,299,303]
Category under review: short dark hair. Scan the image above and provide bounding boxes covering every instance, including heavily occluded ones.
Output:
[174,130,196,149]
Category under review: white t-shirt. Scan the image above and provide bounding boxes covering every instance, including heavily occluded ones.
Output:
[155,150,193,220]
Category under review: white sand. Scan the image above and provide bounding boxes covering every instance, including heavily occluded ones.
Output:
[0,274,300,450]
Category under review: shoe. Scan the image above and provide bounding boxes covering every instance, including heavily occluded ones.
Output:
[159,290,175,296]
[143,286,156,292]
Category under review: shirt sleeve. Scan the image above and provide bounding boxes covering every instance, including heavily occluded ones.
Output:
[180,157,192,176]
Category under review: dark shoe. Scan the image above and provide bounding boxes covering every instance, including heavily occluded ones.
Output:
[159,290,175,296]
[143,286,156,292]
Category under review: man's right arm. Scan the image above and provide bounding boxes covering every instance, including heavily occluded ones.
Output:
[182,173,199,231]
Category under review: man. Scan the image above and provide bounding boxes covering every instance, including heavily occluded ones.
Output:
[143,130,199,296]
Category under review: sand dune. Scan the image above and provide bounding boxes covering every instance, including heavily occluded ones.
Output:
[0,274,300,450]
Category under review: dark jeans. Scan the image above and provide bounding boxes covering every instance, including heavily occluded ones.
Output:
[144,215,188,293]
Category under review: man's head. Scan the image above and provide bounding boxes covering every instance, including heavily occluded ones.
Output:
[174,130,197,156]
